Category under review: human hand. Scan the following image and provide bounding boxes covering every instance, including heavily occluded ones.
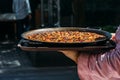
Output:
[59,50,79,63]
[111,33,116,41]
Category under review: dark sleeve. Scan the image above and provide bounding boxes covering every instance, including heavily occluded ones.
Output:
[60,0,73,17]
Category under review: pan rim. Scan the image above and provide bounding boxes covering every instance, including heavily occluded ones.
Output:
[21,27,111,45]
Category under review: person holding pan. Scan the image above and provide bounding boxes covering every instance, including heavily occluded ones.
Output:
[59,26,120,80]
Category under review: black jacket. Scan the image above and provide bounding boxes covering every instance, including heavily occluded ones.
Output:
[0,0,13,13]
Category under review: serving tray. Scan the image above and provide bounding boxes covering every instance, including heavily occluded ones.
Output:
[18,39,116,52]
